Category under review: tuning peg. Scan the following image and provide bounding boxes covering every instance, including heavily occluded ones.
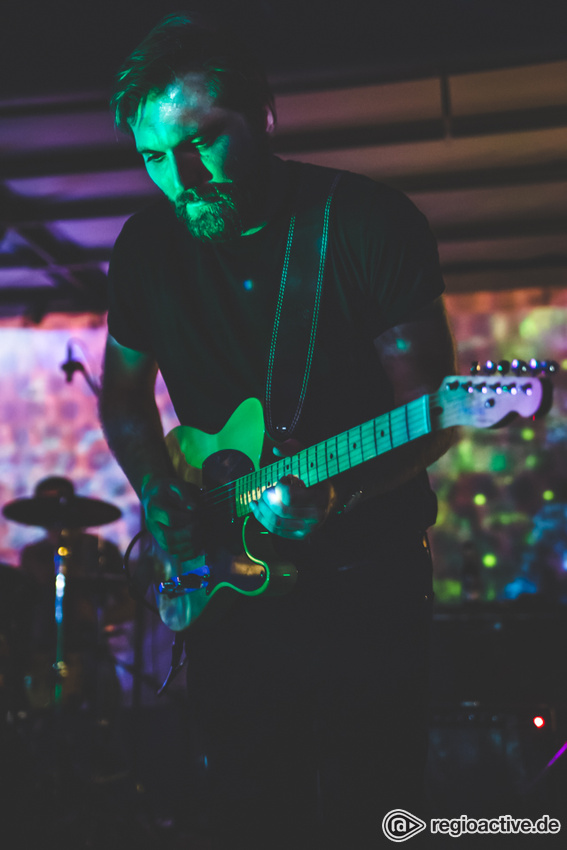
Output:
[511,359,529,376]
[470,360,498,375]
[470,357,558,378]
[518,359,559,376]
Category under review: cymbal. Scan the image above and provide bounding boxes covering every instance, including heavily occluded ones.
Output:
[2,495,121,529]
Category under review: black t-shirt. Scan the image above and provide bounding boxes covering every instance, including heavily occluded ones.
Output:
[107,159,445,563]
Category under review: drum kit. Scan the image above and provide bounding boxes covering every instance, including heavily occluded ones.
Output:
[0,485,131,791]
[0,485,188,845]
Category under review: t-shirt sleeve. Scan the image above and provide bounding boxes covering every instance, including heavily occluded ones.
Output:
[106,217,152,353]
[339,176,445,338]
[369,198,445,337]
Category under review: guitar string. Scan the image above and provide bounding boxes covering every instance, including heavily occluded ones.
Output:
[199,387,529,517]
[201,410,435,515]
[201,386,516,516]
[202,407,433,508]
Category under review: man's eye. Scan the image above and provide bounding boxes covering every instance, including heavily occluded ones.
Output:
[189,133,218,150]
[145,154,164,163]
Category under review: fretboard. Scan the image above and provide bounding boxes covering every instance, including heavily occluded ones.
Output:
[234,394,431,517]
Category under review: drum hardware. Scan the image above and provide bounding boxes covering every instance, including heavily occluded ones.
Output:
[53,536,70,707]
[2,485,122,700]
[2,482,184,830]
[3,486,125,784]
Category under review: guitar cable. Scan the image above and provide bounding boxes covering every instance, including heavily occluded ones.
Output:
[123,530,188,697]
[122,529,160,616]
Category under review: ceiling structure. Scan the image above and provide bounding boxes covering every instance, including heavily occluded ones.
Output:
[1,0,566,320]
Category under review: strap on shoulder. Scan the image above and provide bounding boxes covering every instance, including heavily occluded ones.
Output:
[265,170,342,440]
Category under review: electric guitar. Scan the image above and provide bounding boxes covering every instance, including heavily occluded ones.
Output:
[142,374,551,632]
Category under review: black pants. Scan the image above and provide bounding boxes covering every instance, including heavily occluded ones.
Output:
[184,532,433,849]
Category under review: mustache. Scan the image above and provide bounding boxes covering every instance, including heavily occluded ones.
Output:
[176,185,233,205]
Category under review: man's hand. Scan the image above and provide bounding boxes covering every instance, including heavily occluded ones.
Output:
[250,441,337,539]
[141,476,201,558]
[250,475,336,539]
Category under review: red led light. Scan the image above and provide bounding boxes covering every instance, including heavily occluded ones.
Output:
[533,716,545,728]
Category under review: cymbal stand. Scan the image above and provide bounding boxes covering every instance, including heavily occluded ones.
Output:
[53,531,70,707]
[40,529,76,816]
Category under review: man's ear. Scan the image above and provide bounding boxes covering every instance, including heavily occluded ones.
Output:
[265,105,276,135]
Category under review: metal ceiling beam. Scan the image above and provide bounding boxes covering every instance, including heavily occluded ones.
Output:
[10,222,91,266]
[442,254,567,275]
[0,147,139,180]
[391,161,567,194]
[0,221,108,310]
[274,119,446,153]
[450,105,567,138]
[5,194,154,224]
[274,105,567,153]
[433,216,567,242]
[0,94,109,118]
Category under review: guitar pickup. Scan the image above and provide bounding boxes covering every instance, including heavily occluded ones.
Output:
[159,571,209,596]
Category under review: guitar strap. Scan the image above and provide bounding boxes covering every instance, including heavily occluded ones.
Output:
[264,169,342,440]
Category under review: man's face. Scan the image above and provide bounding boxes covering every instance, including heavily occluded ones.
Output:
[130,73,267,241]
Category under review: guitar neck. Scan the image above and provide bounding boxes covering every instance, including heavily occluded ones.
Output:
[235,393,436,518]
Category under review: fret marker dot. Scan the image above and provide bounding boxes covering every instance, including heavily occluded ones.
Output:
[380,431,385,437]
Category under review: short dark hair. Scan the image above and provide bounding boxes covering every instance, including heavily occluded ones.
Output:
[110,12,276,138]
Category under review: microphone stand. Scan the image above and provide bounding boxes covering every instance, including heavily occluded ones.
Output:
[60,341,101,397]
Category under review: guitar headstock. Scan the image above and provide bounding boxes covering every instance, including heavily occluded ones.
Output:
[432,375,552,430]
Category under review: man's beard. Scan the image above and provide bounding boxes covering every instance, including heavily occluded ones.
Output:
[172,181,259,242]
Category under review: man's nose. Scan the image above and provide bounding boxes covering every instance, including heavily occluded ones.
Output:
[170,151,211,192]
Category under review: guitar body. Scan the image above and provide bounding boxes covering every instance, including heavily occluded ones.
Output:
[151,399,298,632]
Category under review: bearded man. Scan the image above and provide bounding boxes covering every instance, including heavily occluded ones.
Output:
[99,13,456,849]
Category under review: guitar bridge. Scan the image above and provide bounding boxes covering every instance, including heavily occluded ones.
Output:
[159,571,209,597]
